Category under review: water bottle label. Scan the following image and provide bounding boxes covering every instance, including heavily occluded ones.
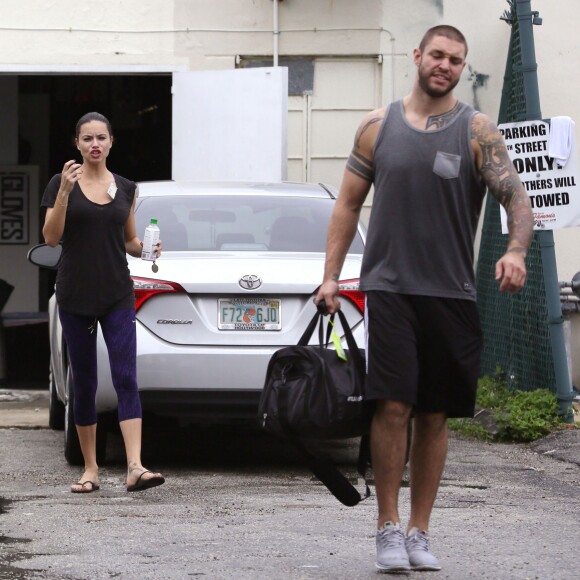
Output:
[141,225,160,261]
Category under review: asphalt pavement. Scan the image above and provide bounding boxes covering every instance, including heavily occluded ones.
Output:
[0,388,579,580]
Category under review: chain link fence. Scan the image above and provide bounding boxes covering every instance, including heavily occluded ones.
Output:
[475,0,556,392]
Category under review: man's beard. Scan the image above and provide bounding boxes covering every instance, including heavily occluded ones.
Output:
[418,65,460,98]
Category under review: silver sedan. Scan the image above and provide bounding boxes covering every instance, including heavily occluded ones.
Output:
[29,180,366,464]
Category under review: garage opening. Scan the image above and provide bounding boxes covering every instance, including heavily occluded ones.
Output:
[0,75,173,385]
[17,74,172,314]
[19,74,173,188]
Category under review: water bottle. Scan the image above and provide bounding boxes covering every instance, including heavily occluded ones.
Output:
[141,218,160,261]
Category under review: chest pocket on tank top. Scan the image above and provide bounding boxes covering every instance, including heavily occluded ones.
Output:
[433,151,461,179]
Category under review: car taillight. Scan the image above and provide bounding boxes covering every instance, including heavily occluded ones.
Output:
[338,278,365,313]
[132,277,185,311]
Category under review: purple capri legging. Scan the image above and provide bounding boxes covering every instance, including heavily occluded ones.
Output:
[58,307,142,426]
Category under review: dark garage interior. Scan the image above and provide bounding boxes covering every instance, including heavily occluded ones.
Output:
[1,74,173,387]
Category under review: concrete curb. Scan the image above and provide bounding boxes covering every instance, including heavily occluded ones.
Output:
[0,389,49,429]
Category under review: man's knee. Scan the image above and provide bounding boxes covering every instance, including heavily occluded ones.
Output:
[374,399,413,427]
[414,412,447,436]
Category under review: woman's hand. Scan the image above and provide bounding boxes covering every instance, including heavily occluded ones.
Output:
[154,239,163,259]
[58,160,83,200]
[43,160,83,245]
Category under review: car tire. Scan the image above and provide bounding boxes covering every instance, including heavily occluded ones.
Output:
[63,366,108,466]
[48,367,65,431]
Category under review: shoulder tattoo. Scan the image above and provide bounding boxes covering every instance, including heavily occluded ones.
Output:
[346,115,383,182]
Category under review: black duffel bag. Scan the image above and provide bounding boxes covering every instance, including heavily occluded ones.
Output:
[259,307,371,439]
[258,306,373,506]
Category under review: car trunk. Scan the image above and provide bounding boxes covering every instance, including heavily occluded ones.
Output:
[130,251,364,346]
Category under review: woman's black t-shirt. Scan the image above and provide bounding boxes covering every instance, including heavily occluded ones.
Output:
[41,173,137,316]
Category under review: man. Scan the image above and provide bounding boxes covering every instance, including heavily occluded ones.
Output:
[315,25,533,573]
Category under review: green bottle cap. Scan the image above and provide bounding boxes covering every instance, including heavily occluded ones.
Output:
[150,219,158,224]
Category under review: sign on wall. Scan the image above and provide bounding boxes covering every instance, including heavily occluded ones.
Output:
[0,165,39,313]
[498,119,580,231]
[0,169,30,244]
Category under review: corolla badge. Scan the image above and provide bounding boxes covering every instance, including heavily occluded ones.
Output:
[239,274,262,290]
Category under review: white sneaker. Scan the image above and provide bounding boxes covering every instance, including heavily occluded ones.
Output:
[375,521,411,573]
[405,527,441,571]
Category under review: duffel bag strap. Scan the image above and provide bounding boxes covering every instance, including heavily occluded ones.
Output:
[290,435,371,507]
[297,310,323,346]
[335,309,365,375]
[298,309,364,372]
[297,309,333,349]
[278,386,370,506]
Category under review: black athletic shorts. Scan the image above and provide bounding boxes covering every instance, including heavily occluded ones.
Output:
[365,291,483,418]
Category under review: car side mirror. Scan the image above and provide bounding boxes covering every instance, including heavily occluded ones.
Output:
[27,243,62,269]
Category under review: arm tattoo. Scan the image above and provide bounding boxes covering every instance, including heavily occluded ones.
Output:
[347,150,374,181]
[354,116,382,149]
[346,115,382,181]
[473,114,534,252]
[425,100,461,130]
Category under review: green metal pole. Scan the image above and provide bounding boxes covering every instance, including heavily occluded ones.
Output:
[516,0,574,420]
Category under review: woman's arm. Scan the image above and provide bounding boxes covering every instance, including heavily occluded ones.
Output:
[124,193,163,258]
[42,160,82,246]
[124,195,143,258]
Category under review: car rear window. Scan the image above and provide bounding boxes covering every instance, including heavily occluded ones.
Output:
[135,195,364,253]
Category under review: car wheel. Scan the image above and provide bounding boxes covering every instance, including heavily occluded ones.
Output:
[48,367,65,431]
[63,366,108,466]
[64,366,84,466]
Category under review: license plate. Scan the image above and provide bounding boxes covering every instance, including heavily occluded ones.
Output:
[218,298,281,330]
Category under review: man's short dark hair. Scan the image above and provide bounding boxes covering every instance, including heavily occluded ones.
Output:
[419,25,468,57]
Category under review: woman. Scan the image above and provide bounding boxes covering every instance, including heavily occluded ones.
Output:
[41,112,165,494]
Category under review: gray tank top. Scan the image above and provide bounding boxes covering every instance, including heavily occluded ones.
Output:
[360,99,486,301]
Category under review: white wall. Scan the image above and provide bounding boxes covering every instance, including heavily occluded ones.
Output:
[0,0,179,67]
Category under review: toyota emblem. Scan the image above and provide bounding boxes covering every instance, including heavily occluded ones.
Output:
[239,274,262,290]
